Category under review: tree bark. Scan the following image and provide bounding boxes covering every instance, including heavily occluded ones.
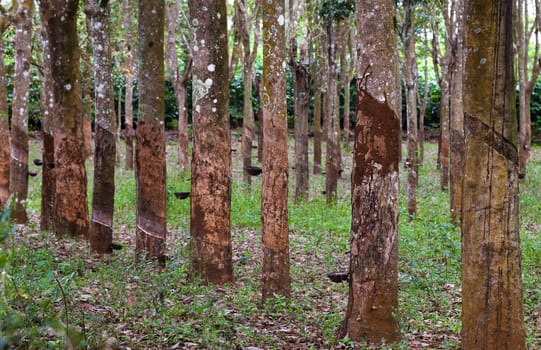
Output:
[517,0,541,178]
[10,0,33,223]
[237,0,259,186]
[38,1,55,231]
[325,18,340,203]
[82,18,94,160]
[261,0,290,299]
[165,0,191,173]
[122,0,135,171]
[312,85,322,175]
[404,0,418,218]
[344,0,400,343]
[289,0,309,202]
[0,20,9,209]
[293,47,309,202]
[461,1,525,348]
[449,0,465,224]
[86,0,117,254]
[189,0,233,284]
[136,0,167,260]
[43,0,89,237]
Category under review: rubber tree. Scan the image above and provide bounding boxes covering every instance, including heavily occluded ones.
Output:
[189,0,234,284]
[0,14,9,209]
[135,0,167,260]
[343,0,400,343]
[42,0,90,237]
[461,0,525,348]
[10,0,33,223]
[289,0,309,202]
[165,0,191,173]
[261,0,290,300]
[85,0,117,254]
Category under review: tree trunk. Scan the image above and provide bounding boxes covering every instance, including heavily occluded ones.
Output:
[241,63,255,185]
[136,0,167,260]
[439,77,450,191]
[325,19,340,203]
[255,77,264,163]
[189,0,233,284]
[404,0,418,218]
[449,0,464,224]
[344,0,400,343]
[418,29,429,165]
[86,0,117,254]
[261,0,290,300]
[38,2,55,231]
[461,1,525,348]
[517,0,541,179]
[82,18,94,160]
[10,0,33,223]
[0,23,9,209]
[43,0,89,237]
[165,0,191,173]
[122,0,134,171]
[313,87,322,175]
[293,48,309,202]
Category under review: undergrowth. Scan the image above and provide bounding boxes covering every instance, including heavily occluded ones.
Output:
[0,142,539,349]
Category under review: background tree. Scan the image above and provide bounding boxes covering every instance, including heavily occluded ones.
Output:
[449,0,464,223]
[322,2,340,203]
[0,12,9,209]
[189,0,234,284]
[135,0,167,260]
[344,0,400,343]
[165,0,191,173]
[402,0,419,217]
[238,0,260,187]
[9,0,33,223]
[122,0,136,171]
[429,2,452,191]
[517,0,541,178]
[289,0,309,202]
[86,0,117,254]
[42,0,89,237]
[261,0,290,299]
[461,0,525,348]
[37,1,55,231]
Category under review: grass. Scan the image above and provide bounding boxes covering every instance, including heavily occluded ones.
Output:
[0,138,539,349]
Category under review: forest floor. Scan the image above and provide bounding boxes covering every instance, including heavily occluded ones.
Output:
[2,134,541,349]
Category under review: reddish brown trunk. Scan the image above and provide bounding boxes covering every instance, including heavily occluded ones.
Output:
[461,1,525,348]
[43,0,89,237]
[189,0,233,284]
[86,0,117,254]
[38,5,56,231]
[10,0,33,223]
[261,0,290,299]
[136,0,167,260]
[0,25,9,209]
[344,0,400,343]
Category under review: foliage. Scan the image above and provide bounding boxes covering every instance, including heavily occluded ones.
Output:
[318,0,355,21]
